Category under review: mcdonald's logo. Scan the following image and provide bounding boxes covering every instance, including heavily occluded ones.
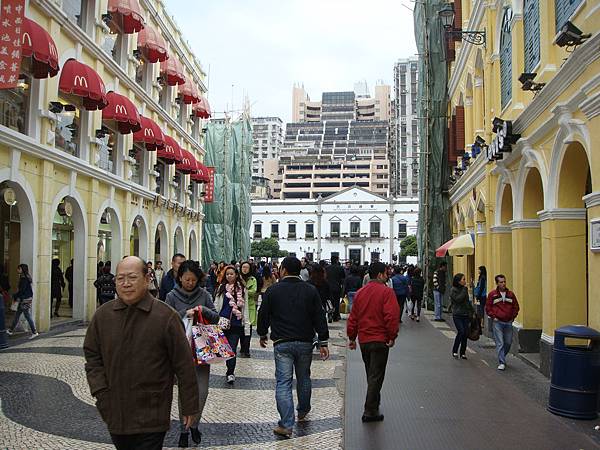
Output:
[166,145,173,153]
[22,33,31,47]
[144,128,155,137]
[49,43,58,58]
[115,104,127,115]
[74,75,88,88]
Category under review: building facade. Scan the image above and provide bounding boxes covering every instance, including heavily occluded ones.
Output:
[444,0,599,375]
[391,58,420,197]
[277,85,392,199]
[250,116,283,199]
[251,187,418,264]
[0,0,211,331]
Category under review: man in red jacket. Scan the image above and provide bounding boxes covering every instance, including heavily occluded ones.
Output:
[347,262,400,423]
[485,274,520,371]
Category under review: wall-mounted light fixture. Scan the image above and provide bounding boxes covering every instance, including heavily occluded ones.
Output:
[439,3,486,46]
[518,72,546,92]
[555,21,591,48]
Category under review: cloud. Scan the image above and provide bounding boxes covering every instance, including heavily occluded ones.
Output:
[165,0,417,123]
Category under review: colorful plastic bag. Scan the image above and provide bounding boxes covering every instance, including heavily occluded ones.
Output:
[191,311,235,365]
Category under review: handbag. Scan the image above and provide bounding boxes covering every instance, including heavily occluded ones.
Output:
[191,310,235,365]
[468,316,482,341]
[10,299,19,312]
[218,316,231,330]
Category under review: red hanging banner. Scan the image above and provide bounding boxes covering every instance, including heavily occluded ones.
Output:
[0,0,26,89]
[204,167,215,203]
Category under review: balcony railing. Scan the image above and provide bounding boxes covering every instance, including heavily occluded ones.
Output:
[305,233,314,240]
[288,233,296,240]
[253,233,262,239]
[370,231,381,238]
[271,232,279,239]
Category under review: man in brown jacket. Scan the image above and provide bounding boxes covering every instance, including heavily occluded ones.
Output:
[84,256,199,450]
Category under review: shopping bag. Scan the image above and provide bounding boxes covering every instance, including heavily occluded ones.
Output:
[191,311,235,365]
[339,297,348,314]
[10,300,18,312]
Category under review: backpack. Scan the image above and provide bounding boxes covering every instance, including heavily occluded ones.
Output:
[97,274,116,298]
[392,275,409,297]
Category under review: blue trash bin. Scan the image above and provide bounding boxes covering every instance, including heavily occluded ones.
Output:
[548,325,600,420]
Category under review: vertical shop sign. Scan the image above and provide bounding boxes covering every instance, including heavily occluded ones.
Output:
[0,0,26,89]
[204,167,215,203]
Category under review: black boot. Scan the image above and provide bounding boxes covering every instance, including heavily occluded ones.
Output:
[178,432,189,448]
[190,426,202,444]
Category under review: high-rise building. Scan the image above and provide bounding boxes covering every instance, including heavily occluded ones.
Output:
[391,58,420,197]
[277,84,391,199]
[250,117,284,199]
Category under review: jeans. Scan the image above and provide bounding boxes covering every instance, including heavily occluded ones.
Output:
[411,296,422,317]
[10,303,36,334]
[360,342,390,416]
[493,320,513,364]
[274,341,314,430]
[178,364,210,432]
[452,316,470,356]
[224,326,243,376]
[240,325,253,355]
[433,290,443,319]
[347,291,356,313]
[110,432,166,450]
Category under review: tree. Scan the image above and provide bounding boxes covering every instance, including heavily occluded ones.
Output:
[400,235,418,257]
[250,238,288,258]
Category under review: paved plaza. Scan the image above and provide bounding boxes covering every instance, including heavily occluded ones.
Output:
[0,322,346,449]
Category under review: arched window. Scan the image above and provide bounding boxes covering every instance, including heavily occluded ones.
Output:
[524,0,540,72]
[500,7,513,110]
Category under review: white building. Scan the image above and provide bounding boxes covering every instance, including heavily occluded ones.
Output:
[251,187,418,264]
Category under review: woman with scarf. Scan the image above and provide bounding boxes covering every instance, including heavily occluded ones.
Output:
[166,260,220,448]
[214,265,250,384]
[239,261,258,358]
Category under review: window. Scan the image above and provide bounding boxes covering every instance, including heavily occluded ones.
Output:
[555,0,583,32]
[331,252,339,260]
[305,223,314,239]
[62,0,85,28]
[0,65,31,135]
[174,171,184,204]
[155,160,166,195]
[524,0,540,72]
[398,223,407,238]
[500,7,513,110]
[371,252,380,262]
[100,32,122,64]
[158,83,169,110]
[253,223,262,239]
[129,144,146,186]
[370,221,381,237]
[288,223,296,239]
[330,222,340,237]
[271,223,279,238]
[350,222,360,237]
[97,126,118,173]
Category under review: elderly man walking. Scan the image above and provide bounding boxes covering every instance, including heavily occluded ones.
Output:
[257,256,330,439]
[84,256,199,450]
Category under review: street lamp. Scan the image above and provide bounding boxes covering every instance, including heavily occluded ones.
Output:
[439,3,486,46]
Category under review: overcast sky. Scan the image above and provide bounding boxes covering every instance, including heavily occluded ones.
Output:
[166,0,417,124]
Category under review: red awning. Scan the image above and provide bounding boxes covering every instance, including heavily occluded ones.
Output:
[176,149,197,174]
[435,237,457,257]
[137,26,168,63]
[133,115,164,151]
[191,160,210,183]
[102,91,141,134]
[178,80,201,104]
[58,59,108,110]
[160,57,185,86]
[192,95,211,118]
[22,18,59,79]
[108,0,145,34]
[158,135,183,163]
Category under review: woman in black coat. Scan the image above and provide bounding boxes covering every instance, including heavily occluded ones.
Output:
[450,273,474,359]
[51,258,65,317]
[409,267,425,322]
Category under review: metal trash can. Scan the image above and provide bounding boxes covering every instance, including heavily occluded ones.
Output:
[548,325,600,419]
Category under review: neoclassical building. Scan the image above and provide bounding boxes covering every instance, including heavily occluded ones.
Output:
[445,0,599,374]
[0,0,211,331]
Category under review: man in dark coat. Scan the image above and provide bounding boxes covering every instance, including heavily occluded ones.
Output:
[84,256,199,450]
[159,253,186,300]
[51,258,65,317]
[64,259,74,309]
[325,255,345,321]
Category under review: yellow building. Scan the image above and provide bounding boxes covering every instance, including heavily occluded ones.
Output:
[445,0,599,374]
[0,0,212,331]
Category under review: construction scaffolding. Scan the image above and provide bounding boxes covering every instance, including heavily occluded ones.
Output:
[201,116,252,268]
[414,0,452,305]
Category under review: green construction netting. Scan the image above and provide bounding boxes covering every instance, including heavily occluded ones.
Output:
[201,117,252,268]
[414,0,452,305]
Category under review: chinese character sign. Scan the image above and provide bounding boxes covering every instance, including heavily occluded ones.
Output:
[0,0,25,89]
[204,167,215,203]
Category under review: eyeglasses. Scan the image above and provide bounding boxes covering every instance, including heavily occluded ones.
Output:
[115,274,142,285]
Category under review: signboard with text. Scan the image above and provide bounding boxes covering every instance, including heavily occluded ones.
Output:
[204,167,215,203]
[0,0,25,89]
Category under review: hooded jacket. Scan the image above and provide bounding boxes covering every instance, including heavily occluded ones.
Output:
[485,288,520,322]
[165,285,220,324]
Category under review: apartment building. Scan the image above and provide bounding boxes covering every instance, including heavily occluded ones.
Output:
[391,58,419,197]
[250,116,283,198]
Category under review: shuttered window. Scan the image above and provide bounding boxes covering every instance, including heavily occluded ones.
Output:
[555,0,583,32]
[524,0,540,72]
[500,7,513,110]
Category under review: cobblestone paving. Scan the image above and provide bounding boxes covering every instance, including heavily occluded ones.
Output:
[0,321,347,449]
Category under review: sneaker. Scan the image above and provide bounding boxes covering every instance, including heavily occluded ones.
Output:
[178,432,189,448]
[29,333,39,340]
[361,414,384,423]
[452,352,458,358]
[497,363,506,371]
[460,355,467,360]
[6,329,13,336]
[273,425,292,438]
[226,374,235,384]
[416,317,420,322]
[190,427,202,444]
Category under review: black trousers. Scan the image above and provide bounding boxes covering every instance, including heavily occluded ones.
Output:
[331,289,341,318]
[360,342,390,416]
[224,326,243,376]
[452,316,470,356]
[51,295,61,315]
[240,325,253,355]
[110,432,166,450]
[68,285,73,308]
